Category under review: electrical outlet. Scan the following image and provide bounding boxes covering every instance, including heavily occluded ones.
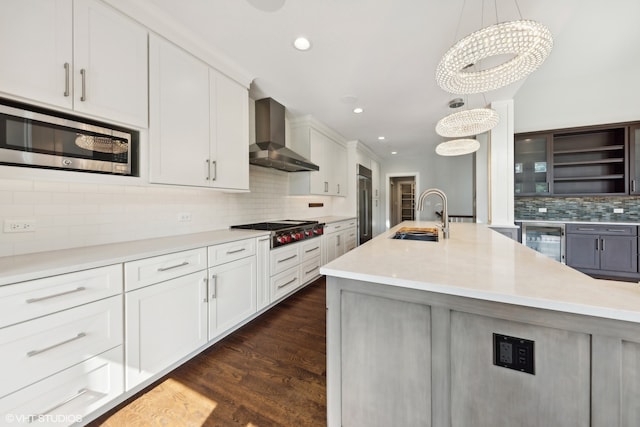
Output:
[614,208,624,214]
[178,212,192,222]
[4,219,36,233]
[538,207,547,213]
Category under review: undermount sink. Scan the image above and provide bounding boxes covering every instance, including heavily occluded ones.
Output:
[391,227,439,242]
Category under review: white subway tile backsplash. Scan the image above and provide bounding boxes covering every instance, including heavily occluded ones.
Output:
[0,166,334,256]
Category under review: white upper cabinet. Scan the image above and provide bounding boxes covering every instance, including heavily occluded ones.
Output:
[0,0,73,110]
[290,119,347,197]
[371,159,380,199]
[72,0,148,127]
[209,69,250,191]
[0,0,148,128]
[149,34,249,190]
[149,34,210,186]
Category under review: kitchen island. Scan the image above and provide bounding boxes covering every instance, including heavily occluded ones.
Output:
[320,221,640,427]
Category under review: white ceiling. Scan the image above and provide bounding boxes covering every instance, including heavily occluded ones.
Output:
[140,0,629,160]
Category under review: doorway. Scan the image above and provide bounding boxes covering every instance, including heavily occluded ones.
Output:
[388,175,417,228]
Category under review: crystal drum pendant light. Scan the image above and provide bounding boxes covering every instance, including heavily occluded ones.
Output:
[436,107,499,138]
[435,3,553,94]
[435,138,480,156]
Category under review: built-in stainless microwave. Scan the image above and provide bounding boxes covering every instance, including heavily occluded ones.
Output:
[0,101,135,175]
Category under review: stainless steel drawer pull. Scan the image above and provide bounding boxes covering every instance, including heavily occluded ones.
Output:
[63,62,70,97]
[277,277,297,289]
[30,388,89,421]
[157,261,189,272]
[26,286,86,304]
[277,254,297,263]
[606,229,626,233]
[305,266,319,275]
[226,248,246,254]
[578,228,595,231]
[211,275,217,299]
[305,247,319,253]
[27,332,87,357]
[80,68,87,101]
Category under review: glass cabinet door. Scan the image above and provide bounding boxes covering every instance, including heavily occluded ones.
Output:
[630,125,640,194]
[514,133,552,196]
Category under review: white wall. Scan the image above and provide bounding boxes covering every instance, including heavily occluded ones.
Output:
[514,0,640,132]
[0,167,333,257]
[381,150,474,224]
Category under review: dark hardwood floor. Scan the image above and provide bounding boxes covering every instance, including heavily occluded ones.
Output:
[89,277,327,427]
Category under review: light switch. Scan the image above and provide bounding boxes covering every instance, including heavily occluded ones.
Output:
[538,207,547,213]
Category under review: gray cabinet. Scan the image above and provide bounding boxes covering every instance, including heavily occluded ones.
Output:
[566,224,638,278]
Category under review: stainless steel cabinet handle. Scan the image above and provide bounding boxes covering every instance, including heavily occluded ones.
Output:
[337,184,340,194]
[334,225,341,229]
[26,286,86,304]
[606,228,626,233]
[633,180,637,193]
[80,68,87,101]
[277,277,297,289]
[595,238,599,251]
[324,182,328,193]
[63,62,70,97]
[226,248,246,254]
[205,159,210,180]
[305,266,319,275]
[157,261,189,272]
[31,388,88,421]
[305,247,319,253]
[27,332,87,357]
[337,235,341,246]
[211,160,217,181]
[578,228,595,231]
[601,238,605,251]
[277,254,297,263]
[211,275,217,299]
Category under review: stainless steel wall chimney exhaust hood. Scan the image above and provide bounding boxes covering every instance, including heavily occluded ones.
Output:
[250,98,319,172]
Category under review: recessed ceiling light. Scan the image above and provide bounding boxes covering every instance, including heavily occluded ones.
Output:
[353,107,363,114]
[391,151,398,155]
[378,136,385,141]
[293,37,311,51]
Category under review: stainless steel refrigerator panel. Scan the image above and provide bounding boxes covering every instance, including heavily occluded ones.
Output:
[357,165,373,245]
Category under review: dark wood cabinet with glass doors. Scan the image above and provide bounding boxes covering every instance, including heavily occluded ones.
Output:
[514,133,552,196]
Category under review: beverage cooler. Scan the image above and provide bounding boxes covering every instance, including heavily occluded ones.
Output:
[520,222,565,264]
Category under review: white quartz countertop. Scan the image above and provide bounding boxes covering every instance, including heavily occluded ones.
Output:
[307,216,356,224]
[0,228,268,286]
[320,221,640,323]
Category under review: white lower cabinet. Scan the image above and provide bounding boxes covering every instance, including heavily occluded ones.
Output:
[0,346,123,426]
[0,295,122,399]
[125,270,208,390]
[268,238,322,303]
[323,219,357,265]
[207,256,257,341]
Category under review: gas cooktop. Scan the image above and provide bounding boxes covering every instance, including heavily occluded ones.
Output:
[230,220,324,248]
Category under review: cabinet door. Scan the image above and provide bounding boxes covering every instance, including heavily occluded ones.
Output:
[73,0,148,127]
[333,141,347,196]
[0,0,73,109]
[514,133,552,195]
[600,235,638,273]
[309,128,328,194]
[324,232,340,265]
[566,234,600,270]
[208,256,257,340]
[149,34,210,186]
[256,237,271,310]
[630,125,640,194]
[125,271,208,390]
[210,69,249,190]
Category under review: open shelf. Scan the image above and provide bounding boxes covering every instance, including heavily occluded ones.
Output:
[554,158,624,167]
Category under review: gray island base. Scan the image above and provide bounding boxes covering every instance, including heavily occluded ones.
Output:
[321,222,640,427]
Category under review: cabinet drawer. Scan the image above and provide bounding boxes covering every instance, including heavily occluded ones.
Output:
[300,238,322,262]
[0,264,122,329]
[325,219,356,234]
[345,229,357,251]
[125,248,207,291]
[566,224,637,236]
[208,238,256,267]
[270,266,300,302]
[270,245,300,276]
[301,256,321,285]
[0,346,123,426]
[0,296,122,399]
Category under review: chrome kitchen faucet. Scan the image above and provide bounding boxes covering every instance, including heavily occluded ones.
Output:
[417,188,449,239]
